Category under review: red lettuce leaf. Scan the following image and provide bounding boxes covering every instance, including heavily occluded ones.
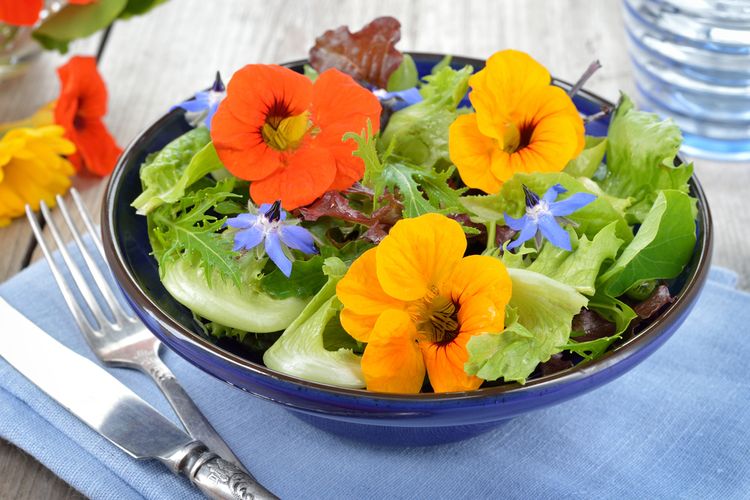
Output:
[309,16,403,88]
[299,189,402,244]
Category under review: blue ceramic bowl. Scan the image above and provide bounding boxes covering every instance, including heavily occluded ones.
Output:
[102,54,713,446]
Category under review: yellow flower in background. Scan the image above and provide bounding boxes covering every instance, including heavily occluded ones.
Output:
[336,214,512,394]
[0,125,75,227]
[0,101,55,137]
[449,50,585,194]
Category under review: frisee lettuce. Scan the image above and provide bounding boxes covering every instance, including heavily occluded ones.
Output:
[132,127,212,215]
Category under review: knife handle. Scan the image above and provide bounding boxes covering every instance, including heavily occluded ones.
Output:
[186,449,279,500]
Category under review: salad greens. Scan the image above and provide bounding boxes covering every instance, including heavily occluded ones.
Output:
[133,41,698,392]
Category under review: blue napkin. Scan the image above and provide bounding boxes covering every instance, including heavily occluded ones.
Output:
[1,243,748,500]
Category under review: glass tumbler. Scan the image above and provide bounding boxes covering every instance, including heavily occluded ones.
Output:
[623,0,750,161]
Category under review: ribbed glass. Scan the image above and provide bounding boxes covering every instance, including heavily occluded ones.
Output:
[623,0,750,160]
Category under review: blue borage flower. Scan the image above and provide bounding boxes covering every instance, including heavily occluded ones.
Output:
[225,201,318,277]
[175,71,226,130]
[373,87,423,111]
[505,184,596,251]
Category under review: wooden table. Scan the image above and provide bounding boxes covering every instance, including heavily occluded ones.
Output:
[0,0,747,497]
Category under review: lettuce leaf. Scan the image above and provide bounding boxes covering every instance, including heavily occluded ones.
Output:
[132,127,212,215]
[599,189,697,297]
[561,291,637,361]
[162,258,308,333]
[564,135,607,178]
[263,258,365,388]
[465,268,588,384]
[380,64,472,167]
[387,54,418,91]
[600,94,693,223]
[525,222,623,295]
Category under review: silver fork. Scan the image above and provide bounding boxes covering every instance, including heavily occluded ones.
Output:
[25,188,250,475]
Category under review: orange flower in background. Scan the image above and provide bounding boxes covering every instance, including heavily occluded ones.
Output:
[0,0,43,25]
[211,64,381,210]
[449,50,585,194]
[54,56,122,177]
[336,214,512,393]
[0,0,95,26]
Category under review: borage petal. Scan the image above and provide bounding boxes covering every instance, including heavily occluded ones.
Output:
[506,217,538,250]
[264,232,292,277]
[549,192,596,217]
[234,227,264,252]
[279,225,317,254]
[537,214,572,251]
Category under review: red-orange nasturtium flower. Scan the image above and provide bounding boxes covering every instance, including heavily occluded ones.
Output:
[336,214,512,394]
[211,65,381,210]
[449,50,585,194]
[0,0,96,26]
[54,55,122,177]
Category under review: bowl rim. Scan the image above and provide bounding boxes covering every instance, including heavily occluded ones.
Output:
[102,52,714,403]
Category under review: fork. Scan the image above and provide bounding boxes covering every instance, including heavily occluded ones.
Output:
[25,188,251,476]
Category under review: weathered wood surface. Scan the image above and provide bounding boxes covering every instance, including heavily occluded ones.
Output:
[0,0,747,497]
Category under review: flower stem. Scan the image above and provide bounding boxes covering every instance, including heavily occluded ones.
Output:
[486,221,497,252]
[568,60,602,98]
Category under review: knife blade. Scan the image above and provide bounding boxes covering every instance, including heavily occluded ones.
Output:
[0,297,278,500]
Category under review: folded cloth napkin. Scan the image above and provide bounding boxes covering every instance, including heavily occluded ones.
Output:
[1,243,748,500]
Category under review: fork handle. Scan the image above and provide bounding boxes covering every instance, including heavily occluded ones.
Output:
[140,355,252,476]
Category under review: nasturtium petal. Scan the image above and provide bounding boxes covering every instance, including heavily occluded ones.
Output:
[421,334,483,393]
[447,255,512,308]
[336,248,405,316]
[361,310,425,394]
[449,114,502,193]
[376,213,467,301]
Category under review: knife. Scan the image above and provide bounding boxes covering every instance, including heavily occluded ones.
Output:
[0,297,278,500]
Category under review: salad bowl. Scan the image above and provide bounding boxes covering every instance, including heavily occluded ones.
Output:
[102,53,713,446]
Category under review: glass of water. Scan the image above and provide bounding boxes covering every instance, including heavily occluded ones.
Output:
[622,0,750,161]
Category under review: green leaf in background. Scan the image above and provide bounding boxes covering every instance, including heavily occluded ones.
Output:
[526,221,624,296]
[260,255,328,300]
[118,0,169,19]
[303,64,319,82]
[33,0,128,53]
[132,127,212,214]
[381,64,472,167]
[564,135,607,178]
[600,93,693,223]
[465,268,588,384]
[386,53,418,91]
[599,189,697,297]
[263,258,365,388]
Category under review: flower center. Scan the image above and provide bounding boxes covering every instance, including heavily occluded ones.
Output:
[526,200,550,221]
[500,121,534,153]
[415,287,460,346]
[262,112,310,152]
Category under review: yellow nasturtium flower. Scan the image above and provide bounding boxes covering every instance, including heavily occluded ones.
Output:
[449,50,585,194]
[336,214,512,394]
[0,125,75,227]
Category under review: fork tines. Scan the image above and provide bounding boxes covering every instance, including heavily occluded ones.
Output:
[25,189,135,337]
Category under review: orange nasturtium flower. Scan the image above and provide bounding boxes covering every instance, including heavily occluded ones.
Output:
[54,56,122,177]
[336,214,512,393]
[0,126,75,226]
[0,0,96,26]
[449,50,585,194]
[211,65,381,210]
